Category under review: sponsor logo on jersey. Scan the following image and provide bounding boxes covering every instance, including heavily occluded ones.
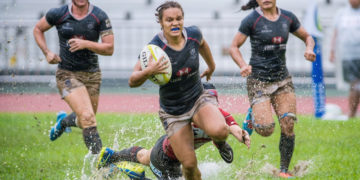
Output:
[264,44,286,51]
[87,23,94,29]
[272,36,284,44]
[282,23,288,30]
[261,25,272,33]
[190,48,196,59]
[72,35,86,40]
[62,22,73,30]
[176,67,192,77]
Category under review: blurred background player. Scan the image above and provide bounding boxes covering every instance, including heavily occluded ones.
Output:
[229,0,315,178]
[33,0,114,155]
[96,83,251,179]
[128,1,231,179]
[330,0,360,118]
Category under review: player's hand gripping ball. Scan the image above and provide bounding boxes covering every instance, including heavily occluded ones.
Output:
[140,44,172,85]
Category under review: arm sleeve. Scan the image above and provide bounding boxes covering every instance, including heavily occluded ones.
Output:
[188,26,203,43]
[289,12,301,33]
[45,8,60,26]
[239,16,252,36]
[219,108,239,126]
[98,10,113,33]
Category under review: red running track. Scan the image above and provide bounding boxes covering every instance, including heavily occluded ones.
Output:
[0,93,355,115]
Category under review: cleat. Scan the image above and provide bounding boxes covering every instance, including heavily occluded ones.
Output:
[65,127,72,133]
[243,108,253,135]
[278,171,294,178]
[214,141,233,163]
[57,112,71,133]
[116,161,145,180]
[97,147,115,169]
[49,111,67,141]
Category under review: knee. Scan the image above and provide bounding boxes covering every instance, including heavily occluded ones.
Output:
[78,111,96,128]
[280,117,295,136]
[209,124,229,141]
[181,158,197,172]
[255,123,275,137]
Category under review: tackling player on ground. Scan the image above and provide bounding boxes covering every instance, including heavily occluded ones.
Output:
[97,83,250,179]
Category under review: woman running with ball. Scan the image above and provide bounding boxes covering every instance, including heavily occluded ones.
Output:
[128,1,232,179]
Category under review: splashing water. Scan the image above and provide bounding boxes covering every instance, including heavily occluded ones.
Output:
[199,161,230,179]
[91,164,118,180]
[260,160,313,178]
[132,137,152,146]
[112,131,120,150]
[81,152,98,180]
[260,163,280,177]
[292,160,312,177]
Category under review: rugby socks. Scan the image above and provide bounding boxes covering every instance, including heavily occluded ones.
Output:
[83,126,102,154]
[213,141,226,148]
[279,133,295,172]
[111,146,143,163]
[60,112,77,127]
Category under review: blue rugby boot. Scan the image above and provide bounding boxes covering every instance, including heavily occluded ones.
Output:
[243,108,253,135]
[116,161,145,180]
[60,112,71,133]
[49,111,67,141]
[97,147,115,169]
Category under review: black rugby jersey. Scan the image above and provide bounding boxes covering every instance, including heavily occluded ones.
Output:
[46,4,112,72]
[148,26,204,115]
[239,7,300,82]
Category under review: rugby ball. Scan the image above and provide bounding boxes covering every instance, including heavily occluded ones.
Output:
[140,44,172,85]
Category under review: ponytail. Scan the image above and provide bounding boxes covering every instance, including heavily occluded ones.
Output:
[241,0,259,11]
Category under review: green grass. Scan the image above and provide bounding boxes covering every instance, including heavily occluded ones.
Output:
[0,113,359,179]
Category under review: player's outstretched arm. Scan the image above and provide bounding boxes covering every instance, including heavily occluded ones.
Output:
[229,125,251,149]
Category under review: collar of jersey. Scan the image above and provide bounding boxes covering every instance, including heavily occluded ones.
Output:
[67,3,94,21]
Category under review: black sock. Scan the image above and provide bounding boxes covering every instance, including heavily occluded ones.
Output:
[60,112,77,128]
[111,146,143,163]
[83,127,102,154]
[213,141,225,148]
[279,133,295,172]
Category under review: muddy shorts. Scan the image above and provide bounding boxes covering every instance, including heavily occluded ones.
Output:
[247,76,295,106]
[149,135,182,179]
[342,59,360,83]
[158,90,218,137]
[56,68,101,99]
